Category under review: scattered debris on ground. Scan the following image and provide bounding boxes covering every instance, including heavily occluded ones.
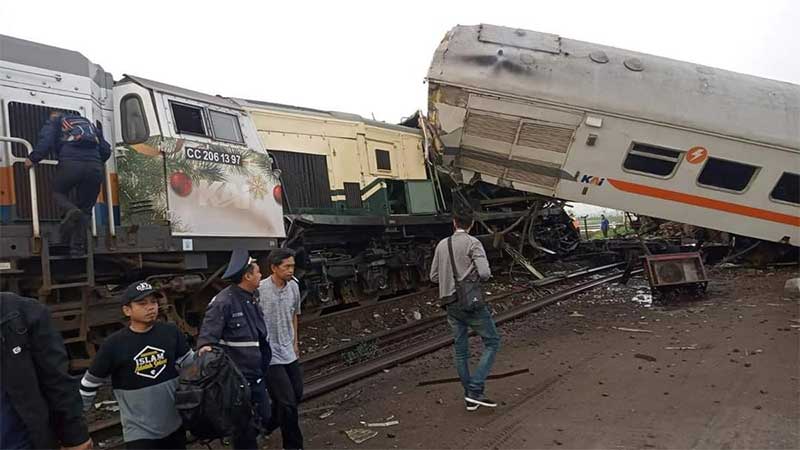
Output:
[287,267,798,450]
[345,428,379,444]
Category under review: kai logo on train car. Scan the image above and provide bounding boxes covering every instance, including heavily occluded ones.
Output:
[686,146,709,164]
[194,181,262,209]
[579,174,606,186]
[133,345,168,379]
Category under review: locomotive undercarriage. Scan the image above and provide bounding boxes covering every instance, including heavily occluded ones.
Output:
[285,191,584,316]
[285,221,447,316]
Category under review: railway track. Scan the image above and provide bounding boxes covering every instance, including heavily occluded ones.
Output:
[300,287,439,325]
[88,262,634,443]
[299,262,625,374]
[301,265,641,399]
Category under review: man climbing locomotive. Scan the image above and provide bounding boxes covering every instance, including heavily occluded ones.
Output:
[24,111,111,256]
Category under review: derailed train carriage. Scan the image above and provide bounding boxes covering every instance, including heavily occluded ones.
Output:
[425,24,800,249]
[0,34,579,364]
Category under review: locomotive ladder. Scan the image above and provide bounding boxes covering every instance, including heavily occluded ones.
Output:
[39,235,96,369]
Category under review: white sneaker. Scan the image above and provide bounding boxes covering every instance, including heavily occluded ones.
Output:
[465,395,498,408]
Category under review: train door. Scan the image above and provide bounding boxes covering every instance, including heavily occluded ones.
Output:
[361,138,397,213]
[112,81,162,228]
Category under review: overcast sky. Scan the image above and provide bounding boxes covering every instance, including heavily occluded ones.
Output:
[2,0,798,124]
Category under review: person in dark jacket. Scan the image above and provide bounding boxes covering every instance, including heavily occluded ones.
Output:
[24,111,112,256]
[0,292,92,450]
[197,249,272,450]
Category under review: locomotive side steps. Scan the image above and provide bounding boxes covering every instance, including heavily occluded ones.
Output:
[39,232,95,354]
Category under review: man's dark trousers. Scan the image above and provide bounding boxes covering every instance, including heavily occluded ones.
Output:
[53,160,104,252]
[266,361,304,449]
[232,379,271,450]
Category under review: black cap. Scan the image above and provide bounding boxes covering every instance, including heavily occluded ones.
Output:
[122,280,157,305]
[222,249,254,280]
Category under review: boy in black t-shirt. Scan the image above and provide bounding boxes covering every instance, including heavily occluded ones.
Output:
[80,281,194,449]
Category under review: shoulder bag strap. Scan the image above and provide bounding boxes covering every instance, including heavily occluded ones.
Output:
[447,236,460,286]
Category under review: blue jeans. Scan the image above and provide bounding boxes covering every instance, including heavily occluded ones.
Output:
[446,303,501,397]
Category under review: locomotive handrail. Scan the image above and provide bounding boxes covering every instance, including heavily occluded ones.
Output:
[103,158,116,237]
[0,136,41,239]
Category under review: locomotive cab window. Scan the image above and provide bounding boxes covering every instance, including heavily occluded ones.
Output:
[209,110,243,143]
[171,102,207,136]
[121,94,149,144]
[697,157,758,192]
[375,149,391,171]
[623,143,682,177]
[770,172,799,205]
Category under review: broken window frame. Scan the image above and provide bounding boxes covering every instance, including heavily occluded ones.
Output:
[769,171,800,205]
[170,101,209,138]
[621,142,683,179]
[696,157,759,194]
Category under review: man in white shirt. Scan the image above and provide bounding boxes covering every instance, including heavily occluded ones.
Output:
[258,249,303,450]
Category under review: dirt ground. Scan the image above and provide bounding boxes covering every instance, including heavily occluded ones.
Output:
[267,267,799,450]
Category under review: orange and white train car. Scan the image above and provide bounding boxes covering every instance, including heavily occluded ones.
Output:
[427,24,799,245]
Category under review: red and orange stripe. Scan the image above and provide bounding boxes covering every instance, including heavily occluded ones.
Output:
[607,178,800,227]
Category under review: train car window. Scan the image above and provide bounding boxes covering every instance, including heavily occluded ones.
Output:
[622,143,682,177]
[121,94,149,144]
[209,110,244,143]
[171,102,207,136]
[375,149,392,171]
[770,172,799,205]
[697,157,758,192]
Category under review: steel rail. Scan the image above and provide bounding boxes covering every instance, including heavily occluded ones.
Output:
[300,262,625,372]
[302,268,642,400]
[300,287,438,325]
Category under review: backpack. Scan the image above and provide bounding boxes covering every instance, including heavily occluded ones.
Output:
[57,114,100,148]
[175,346,252,440]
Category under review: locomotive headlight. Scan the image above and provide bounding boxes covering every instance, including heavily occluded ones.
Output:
[273,185,283,204]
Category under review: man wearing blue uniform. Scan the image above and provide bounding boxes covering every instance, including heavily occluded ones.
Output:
[197,249,272,450]
[24,111,112,256]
